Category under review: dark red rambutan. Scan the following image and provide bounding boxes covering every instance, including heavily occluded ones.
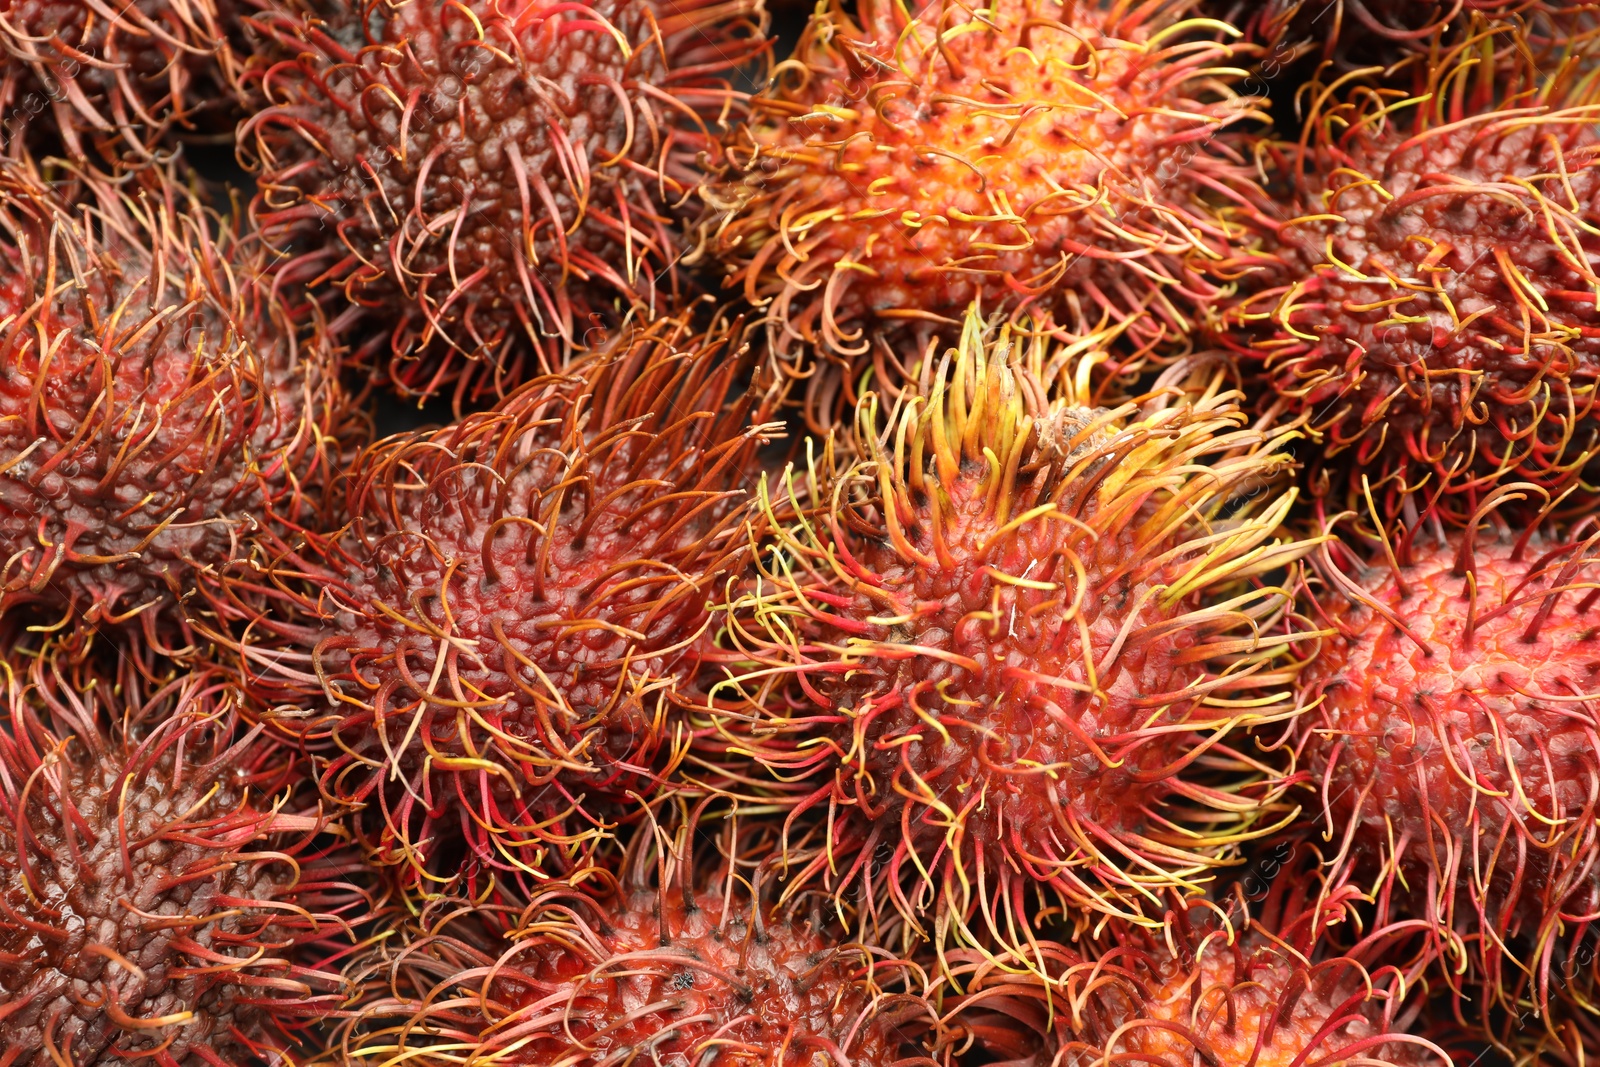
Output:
[0,643,375,1067]
[1217,35,1600,520]
[324,803,940,1066]
[0,0,245,166]
[942,878,1448,1067]
[693,0,1268,379]
[239,0,768,403]
[1295,486,1600,1022]
[211,311,781,892]
[0,161,356,643]
[708,305,1317,953]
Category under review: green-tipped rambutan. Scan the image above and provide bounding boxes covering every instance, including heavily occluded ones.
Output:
[0,0,246,167]
[240,0,768,403]
[323,803,939,1066]
[213,312,781,894]
[1219,34,1600,520]
[0,643,373,1066]
[1296,485,1600,1023]
[943,878,1447,1067]
[709,304,1317,954]
[694,0,1267,382]
[0,162,355,643]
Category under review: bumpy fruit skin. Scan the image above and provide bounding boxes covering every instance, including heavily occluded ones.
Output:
[0,647,368,1067]
[713,306,1314,951]
[1220,43,1600,520]
[329,816,935,1066]
[945,892,1445,1067]
[0,164,353,640]
[1297,510,1600,1020]
[218,314,778,890]
[0,0,244,166]
[696,0,1265,376]
[241,0,765,402]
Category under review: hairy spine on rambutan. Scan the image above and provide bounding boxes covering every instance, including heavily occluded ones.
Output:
[0,160,358,644]
[1293,482,1600,1027]
[1217,31,1600,521]
[0,643,375,1067]
[208,312,782,895]
[0,0,247,167]
[941,873,1449,1067]
[239,0,769,404]
[693,0,1268,386]
[322,801,941,1066]
[706,304,1319,955]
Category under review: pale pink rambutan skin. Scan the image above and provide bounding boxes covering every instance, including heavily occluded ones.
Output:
[0,0,244,165]
[1297,508,1600,1018]
[714,310,1314,946]
[1219,43,1600,518]
[217,314,779,889]
[327,817,936,1067]
[0,649,369,1067]
[0,164,354,638]
[696,0,1266,372]
[240,0,766,401]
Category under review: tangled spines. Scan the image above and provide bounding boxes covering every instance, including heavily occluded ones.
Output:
[695,0,1267,380]
[241,0,767,403]
[942,886,1449,1067]
[1220,34,1600,519]
[1297,487,1600,1022]
[324,806,939,1066]
[0,644,370,1067]
[216,313,781,892]
[0,162,351,641]
[0,0,245,167]
[710,305,1316,952]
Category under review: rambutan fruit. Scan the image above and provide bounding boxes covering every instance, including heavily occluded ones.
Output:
[707,304,1317,955]
[0,0,245,167]
[1294,485,1600,1022]
[942,879,1448,1067]
[0,642,375,1066]
[323,802,940,1066]
[693,0,1269,381]
[0,161,355,643]
[1217,34,1600,520]
[239,0,768,403]
[212,311,781,893]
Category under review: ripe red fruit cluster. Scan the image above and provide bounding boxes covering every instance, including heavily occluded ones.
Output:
[8,1,1600,1065]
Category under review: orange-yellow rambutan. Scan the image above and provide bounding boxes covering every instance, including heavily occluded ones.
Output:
[0,162,354,643]
[941,879,1448,1067]
[0,641,375,1067]
[1295,486,1600,1024]
[708,304,1318,954]
[240,0,768,403]
[211,311,781,893]
[0,0,245,167]
[695,0,1269,382]
[1218,35,1600,521]
[323,804,941,1066]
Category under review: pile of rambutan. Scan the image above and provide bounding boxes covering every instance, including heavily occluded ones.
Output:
[17,0,1600,1064]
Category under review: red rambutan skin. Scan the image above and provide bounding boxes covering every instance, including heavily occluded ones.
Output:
[0,0,244,166]
[215,313,780,889]
[713,309,1314,947]
[327,810,936,1066]
[944,888,1445,1067]
[695,0,1266,371]
[240,0,766,402]
[1219,41,1600,518]
[0,647,371,1067]
[0,164,356,640]
[1296,503,1600,1018]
